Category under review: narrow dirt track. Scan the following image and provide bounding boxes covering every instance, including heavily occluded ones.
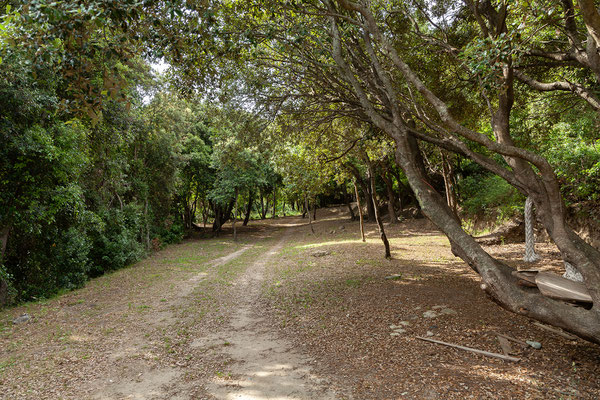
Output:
[200,228,340,400]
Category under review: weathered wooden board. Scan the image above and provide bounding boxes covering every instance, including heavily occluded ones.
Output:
[497,335,514,356]
[535,272,592,303]
[512,270,539,287]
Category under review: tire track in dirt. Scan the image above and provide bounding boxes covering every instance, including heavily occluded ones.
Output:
[196,228,343,400]
[91,244,253,400]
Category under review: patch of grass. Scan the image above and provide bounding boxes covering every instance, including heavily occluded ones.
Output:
[0,355,21,374]
[355,258,379,267]
[345,279,362,288]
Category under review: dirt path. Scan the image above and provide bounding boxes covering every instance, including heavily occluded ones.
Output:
[2,208,600,399]
[91,244,254,400]
[197,229,340,399]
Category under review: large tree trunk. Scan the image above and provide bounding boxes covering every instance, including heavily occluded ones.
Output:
[212,200,234,232]
[367,159,391,258]
[391,127,600,344]
[243,190,253,226]
[326,3,600,342]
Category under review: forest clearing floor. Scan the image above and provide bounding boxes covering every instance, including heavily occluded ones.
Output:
[1,207,600,399]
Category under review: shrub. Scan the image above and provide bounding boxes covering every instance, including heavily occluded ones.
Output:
[458,174,523,221]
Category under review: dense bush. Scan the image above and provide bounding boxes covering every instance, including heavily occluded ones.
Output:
[0,49,185,303]
[457,164,523,222]
[543,123,600,204]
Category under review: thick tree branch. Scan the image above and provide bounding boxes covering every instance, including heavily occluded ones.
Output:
[514,70,600,111]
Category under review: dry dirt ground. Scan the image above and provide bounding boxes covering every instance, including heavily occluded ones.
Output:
[1,207,599,399]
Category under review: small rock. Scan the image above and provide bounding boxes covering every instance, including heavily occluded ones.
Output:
[390,332,401,337]
[398,321,410,326]
[12,313,31,324]
[423,310,438,318]
[385,274,402,280]
[339,225,346,230]
[426,331,434,337]
[440,308,457,315]
[526,340,542,349]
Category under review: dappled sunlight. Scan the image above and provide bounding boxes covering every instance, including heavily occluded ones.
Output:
[471,367,542,386]
[211,361,325,400]
[297,239,361,249]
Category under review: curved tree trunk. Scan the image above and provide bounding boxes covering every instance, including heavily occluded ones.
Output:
[391,127,600,344]
[367,159,391,258]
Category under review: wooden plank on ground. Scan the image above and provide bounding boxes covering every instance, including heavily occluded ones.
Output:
[497,335,514,356]
[416,337,520,362]
[535,272,592,303]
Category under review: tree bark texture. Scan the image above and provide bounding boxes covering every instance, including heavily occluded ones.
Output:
[441,151,458,216]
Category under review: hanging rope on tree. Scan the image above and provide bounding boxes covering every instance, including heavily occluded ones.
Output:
[523,197,540,262]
